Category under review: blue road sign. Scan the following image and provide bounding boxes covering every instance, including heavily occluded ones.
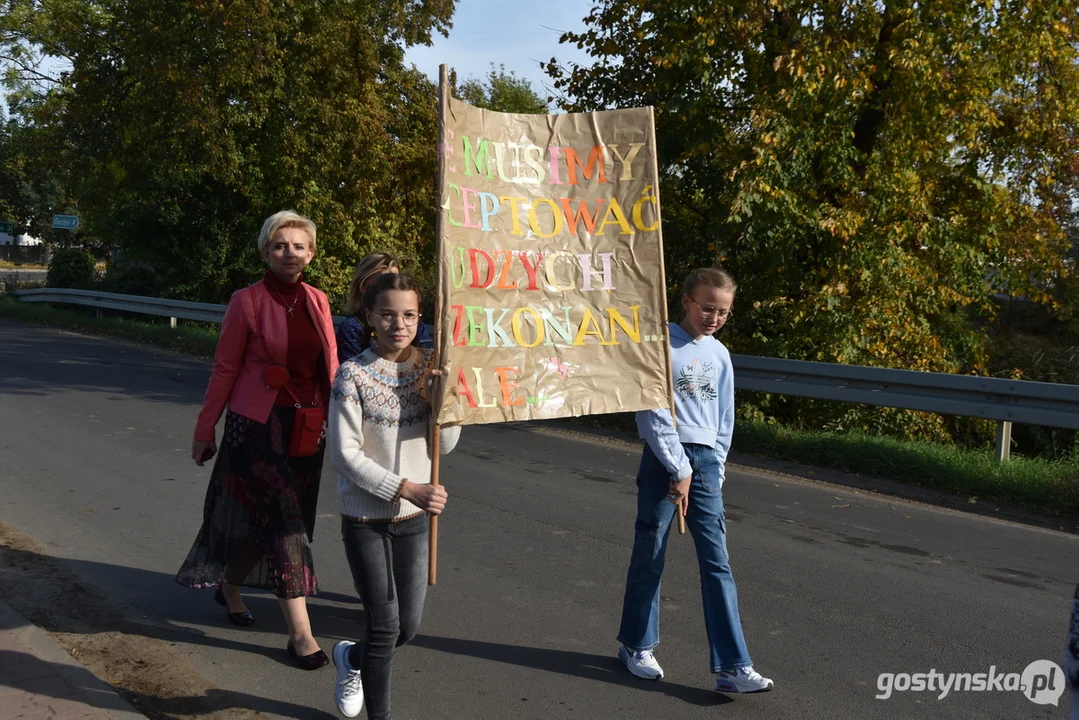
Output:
[51,215,79,230]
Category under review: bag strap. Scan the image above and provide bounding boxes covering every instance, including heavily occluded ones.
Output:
[248,284,262,338]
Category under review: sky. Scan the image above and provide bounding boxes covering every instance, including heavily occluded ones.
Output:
[3,1,594,115]
[404,0,594,103]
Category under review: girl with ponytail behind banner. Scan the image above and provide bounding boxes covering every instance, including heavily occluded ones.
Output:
[336,252,433,364]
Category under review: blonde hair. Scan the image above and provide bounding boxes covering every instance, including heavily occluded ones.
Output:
[681,267,737,297]
[257,210,317,253]
[343,251,401,315]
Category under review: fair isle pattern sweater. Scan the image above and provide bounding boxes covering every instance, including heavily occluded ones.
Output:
[328,347,460,523]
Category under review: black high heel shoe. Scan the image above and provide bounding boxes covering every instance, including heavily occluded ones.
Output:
[287,641,330,670]
[214,586,255,627]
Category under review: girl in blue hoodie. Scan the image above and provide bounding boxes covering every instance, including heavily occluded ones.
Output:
[616,268,774,694]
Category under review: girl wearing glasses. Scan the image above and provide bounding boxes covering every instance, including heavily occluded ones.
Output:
[337,252,433,363]
[616,268,774,695]
[326,271,460,719]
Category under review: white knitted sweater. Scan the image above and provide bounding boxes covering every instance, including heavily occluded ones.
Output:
[328,347,460,522]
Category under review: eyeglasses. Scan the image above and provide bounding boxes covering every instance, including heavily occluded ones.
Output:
[688,298,733,321]
[374,310,421,327]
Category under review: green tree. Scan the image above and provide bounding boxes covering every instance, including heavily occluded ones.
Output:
[457,63,549,113]
[0,118,64,238]
[550,0,1078,442]
[0,0,83,241]
[1,0,455,304]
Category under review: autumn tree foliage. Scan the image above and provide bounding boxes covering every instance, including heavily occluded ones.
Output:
[1,0,456,303]
[550,0,1078,441]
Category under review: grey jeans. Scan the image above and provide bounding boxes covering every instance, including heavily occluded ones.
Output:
[341,514,428,720]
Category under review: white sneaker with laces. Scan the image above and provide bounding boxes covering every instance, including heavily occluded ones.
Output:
[618,644,664,680]
[714,666,774,693]
[332,640,364,717]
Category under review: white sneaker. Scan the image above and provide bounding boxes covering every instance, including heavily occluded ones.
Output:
[332,640,364,717]
[618,644,664,680]
[715,666,774,693]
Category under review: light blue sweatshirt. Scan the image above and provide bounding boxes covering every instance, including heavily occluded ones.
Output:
[636,322,735,482]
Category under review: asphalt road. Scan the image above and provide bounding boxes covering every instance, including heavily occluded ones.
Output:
[0,319,1075,719]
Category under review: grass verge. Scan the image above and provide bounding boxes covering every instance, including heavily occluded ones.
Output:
[566,411,1079,521]
[0,294,219,358]
[0,261,47,270]
[735,422,1079,520]
[3,293,1077,520]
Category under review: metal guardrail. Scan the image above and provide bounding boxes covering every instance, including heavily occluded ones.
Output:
[13,287,348,326]
[733,355,1079,461]
[14,287,1079,461]
[732,355,1079,430]
[15,287,228,324]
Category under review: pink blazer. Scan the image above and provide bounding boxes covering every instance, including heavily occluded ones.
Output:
[194,279,339,443]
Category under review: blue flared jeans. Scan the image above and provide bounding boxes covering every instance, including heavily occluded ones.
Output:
[617,443,753,673]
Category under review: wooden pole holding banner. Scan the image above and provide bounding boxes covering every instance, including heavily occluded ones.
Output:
[672,413,687,536]
[429,64,450,585]
[429,428,441,584]
[671,420,687,536]
[646,107,686,536]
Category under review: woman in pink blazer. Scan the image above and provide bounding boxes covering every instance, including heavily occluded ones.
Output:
[176,210,339,670]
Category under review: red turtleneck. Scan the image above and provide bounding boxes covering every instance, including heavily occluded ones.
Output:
[263,270,324,409]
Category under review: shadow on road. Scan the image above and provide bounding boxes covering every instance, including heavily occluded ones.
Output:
[0,537,729,718]
[412,634,729,708]
[0,536,350,719]
[0,648,335,720]
[0,321,209,405]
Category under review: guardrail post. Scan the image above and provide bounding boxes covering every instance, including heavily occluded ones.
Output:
[95,307,103,320]
[994,421,1012,463]
[169,316,177,329]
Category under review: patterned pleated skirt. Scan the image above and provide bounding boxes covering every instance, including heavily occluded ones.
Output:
[175,407,322,598]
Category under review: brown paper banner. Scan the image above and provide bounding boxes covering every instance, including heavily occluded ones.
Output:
[435,96,673,426]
